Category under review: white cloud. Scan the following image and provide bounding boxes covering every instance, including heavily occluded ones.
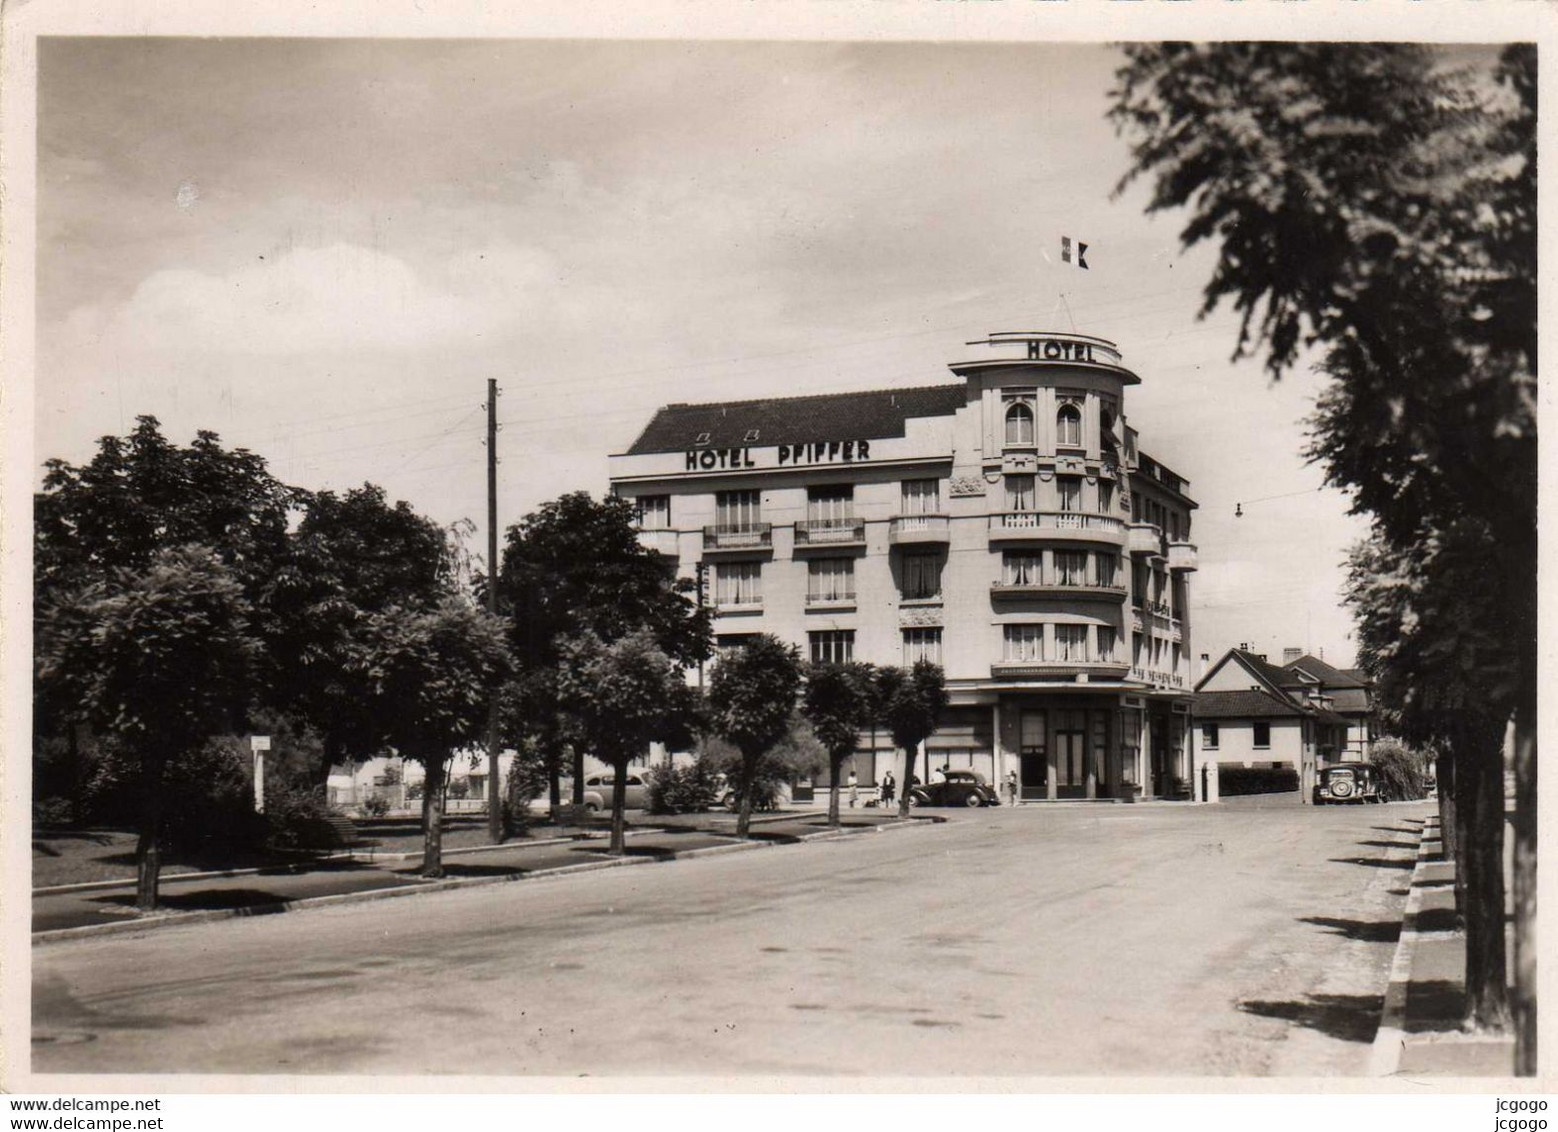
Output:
[64,242,554,357]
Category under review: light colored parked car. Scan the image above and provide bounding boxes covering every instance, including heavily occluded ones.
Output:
[579,771,651,812]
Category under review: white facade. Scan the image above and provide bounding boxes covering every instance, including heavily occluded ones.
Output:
[609,331,1199,800]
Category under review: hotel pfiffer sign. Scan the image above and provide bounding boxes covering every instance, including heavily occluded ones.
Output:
[685,440,873,471]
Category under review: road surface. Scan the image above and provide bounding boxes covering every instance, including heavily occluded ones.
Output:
[32,798,1425,1078]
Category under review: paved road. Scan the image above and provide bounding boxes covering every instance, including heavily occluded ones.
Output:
[31,799,1425,1078]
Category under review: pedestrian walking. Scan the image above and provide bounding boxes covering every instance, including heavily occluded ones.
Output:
[1005,768,1018,807]
[881,771,896,808]
[847,769,859,809]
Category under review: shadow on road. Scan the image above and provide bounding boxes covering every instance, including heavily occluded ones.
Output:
[1403,980,1462,1032]
[1299,915,1402,944]
[1370,824,1424,836]
[1328,856,1415,869]
[1354,839,1417,850]
[1239,992,1384,1043]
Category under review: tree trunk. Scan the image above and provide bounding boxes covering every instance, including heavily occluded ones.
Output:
[1512,690,1537,1075]
[68,722,86,827]
[420,756,447,878]
[548,752,563,823]
[735,752,756,840]
[1454,716,1511,1034]
[135,753,166,912]
[486,702,503,844]
[608,758,629,856]
[571,746,585,806]
[1436,748,1457,866]
[827,753,843,828]
[898,741,918,818]
[318,731,343,791]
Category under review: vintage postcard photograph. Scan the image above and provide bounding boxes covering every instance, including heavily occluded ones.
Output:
[2,0,1548,1110]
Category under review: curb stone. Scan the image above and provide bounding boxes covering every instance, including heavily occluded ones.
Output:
[32,814,938,946]
[32,810,816,896]
[31,836,584,897]
[1367,812,1437,1076]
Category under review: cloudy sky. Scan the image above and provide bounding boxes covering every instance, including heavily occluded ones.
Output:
[36,36,1371,668]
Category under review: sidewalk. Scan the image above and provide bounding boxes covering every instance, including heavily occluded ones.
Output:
[1375,813,1518,1077]
[32,809,922,940]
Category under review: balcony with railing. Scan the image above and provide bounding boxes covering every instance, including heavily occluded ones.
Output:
[713,599,763,615]
[990,658,1132,681]
[888,514,951,545]
[990,579,1129,603]
[1168,541,1198,572]
[988,511,1125,546]
[805,589,857,610]
[635,529,680,558]
[702,523,773,553]
[793,517,866,550]
[1127,522,1165,558]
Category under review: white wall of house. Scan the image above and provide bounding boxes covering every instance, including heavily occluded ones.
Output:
[1198,717,1306,768]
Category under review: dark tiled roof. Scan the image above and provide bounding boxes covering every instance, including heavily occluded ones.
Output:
[1325,688,1372,714]
[1193,689,1311,720]
[1312,708,1355,727]
[1342,667,1372,684]
[624,384,968,455]
[1284,655,1368,689]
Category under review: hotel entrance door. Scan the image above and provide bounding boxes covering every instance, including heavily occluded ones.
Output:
[1019,710,1046,800]
[1055,710,1086,798]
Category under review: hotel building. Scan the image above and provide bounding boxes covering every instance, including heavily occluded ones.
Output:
[607,331,1198,800]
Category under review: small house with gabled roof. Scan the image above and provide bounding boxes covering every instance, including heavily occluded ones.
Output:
[1192,647,1352,801]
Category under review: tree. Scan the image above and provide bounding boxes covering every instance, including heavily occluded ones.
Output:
[355,598,514,877]
[33,418,296,810]
[707,636,804,839]
[261,484,457,788]
[35,545,260,910]
[698,714,826,814]
[1112,43,1535,1053]
[35,417,297,599]
[874,661,949,817]
[1346,526,1518,1030]
[801,662,877,828]
[555,630,702,855]
[497,492,712,814]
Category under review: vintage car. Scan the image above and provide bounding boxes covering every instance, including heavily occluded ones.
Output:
[908,770,1001,808]
[573,772,651,813]
[1313,762,1382,805]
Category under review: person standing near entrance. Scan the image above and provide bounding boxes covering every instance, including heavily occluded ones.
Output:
[880,771,896,809]
[847,769,859,809]
[1005,768,1018,807]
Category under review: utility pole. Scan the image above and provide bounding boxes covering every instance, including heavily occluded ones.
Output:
[486,379,503,843]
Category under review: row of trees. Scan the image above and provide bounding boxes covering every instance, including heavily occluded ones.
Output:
[1111,43,1536,1069]
[34,428,945,904]
[33,419,518,907]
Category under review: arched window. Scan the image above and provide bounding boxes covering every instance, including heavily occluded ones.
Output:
[1057,404,1082,447]
[1005,402,1035,446]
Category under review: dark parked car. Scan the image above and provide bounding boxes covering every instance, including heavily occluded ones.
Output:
[909,770,1001,808]
[1313,762,1382,805]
